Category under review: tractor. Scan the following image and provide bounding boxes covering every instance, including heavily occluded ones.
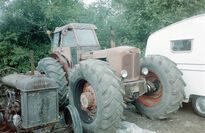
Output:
[0,23,185,133]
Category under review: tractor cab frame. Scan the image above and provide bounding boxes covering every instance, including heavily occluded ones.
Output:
[53,23,100,66]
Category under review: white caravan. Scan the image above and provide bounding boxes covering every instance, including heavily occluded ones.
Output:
[146,14,205,117]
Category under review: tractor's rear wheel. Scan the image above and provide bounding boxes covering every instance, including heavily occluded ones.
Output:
[133,55,185,119]
[37,57,68,108]
[69,59,125,133]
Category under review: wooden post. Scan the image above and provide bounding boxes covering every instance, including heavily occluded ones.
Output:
[110,26,115,48]
[30,51,35,75]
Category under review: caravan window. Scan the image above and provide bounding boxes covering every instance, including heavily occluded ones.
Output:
[171,39,192,52]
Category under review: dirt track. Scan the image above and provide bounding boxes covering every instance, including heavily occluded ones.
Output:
[124,103,205,133]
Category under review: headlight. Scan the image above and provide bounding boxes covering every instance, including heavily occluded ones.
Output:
[121,70,128,78]
[141,67,149,76]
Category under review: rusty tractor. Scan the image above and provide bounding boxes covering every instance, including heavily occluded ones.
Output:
[0,23,185,133]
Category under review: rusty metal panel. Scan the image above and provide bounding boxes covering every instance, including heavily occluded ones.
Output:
[21,87,58,129]
[122,48,141,81]
[122,54,133,79]
[106,46,141,81]
[134,52,141,79]
[1,74,57,91]
[124,79,147,101]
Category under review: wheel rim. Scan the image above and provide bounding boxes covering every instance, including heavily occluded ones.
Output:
[74,79,97,123]
[196,97,205,114]
[138,71,163,107]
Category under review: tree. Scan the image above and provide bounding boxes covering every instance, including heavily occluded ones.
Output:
[0,0,205,72]
[113,0,205,53]
[0,0,84,72]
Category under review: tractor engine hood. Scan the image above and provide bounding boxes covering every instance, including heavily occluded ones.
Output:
[1,74,57,91]
[81,46,141,81]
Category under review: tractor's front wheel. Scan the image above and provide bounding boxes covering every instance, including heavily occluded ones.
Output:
[133,55,185,119]
[69,59,125,133]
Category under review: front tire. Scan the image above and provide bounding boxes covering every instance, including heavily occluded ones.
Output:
[133,55,185,119]
[69,59,125,133]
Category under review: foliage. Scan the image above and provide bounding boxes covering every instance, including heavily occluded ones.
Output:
[0,0,83,73]
[0,0,205,73]
[113,0,205,50]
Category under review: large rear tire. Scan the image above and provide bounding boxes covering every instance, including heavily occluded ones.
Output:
[37,57,68,108]
[133,55,185,119]
[69,59,125,133]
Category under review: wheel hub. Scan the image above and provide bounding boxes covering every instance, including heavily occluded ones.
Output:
[146,80,157,95]
[80,92,95,109]
[138,71,163,107]
[78,82,97,119]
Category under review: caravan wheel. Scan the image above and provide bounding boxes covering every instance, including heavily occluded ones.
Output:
[192,96,205,117]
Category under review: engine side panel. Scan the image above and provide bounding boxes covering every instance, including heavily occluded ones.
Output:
[80,46,141,81]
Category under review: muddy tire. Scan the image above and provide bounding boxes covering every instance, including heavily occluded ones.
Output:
[192,95,205,117]
[37,57,68,108]
[133,55,185,119]
[69,59,125,133]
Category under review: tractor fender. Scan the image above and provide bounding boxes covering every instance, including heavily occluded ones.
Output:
[48,53,71,82]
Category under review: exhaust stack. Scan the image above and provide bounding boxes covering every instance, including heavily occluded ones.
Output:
[110,26,115,48]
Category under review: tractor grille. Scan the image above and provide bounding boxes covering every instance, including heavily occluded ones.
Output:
[122,49,140,81]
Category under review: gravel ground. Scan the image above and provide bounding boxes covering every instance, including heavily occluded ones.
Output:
[124,103,205,133]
